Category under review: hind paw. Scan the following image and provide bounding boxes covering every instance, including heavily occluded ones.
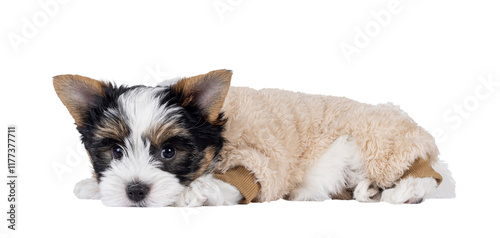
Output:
[381,177,438,204]
[354,179,382,202]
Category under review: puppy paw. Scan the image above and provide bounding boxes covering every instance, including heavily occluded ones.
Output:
[74,178,101,199]
[354,179,381,202]
[381,177,437,204]
[175,174,242,207]
[175,176,219,207]
[176,182,209,207]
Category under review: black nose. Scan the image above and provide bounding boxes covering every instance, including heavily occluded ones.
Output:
[126,183,150,202]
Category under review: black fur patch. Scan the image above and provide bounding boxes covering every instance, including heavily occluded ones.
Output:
[154,87,225,183]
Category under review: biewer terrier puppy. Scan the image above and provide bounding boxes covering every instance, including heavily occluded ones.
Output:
[54,69,446,207]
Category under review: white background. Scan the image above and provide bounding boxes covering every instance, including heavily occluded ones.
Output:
[1,0,500,237]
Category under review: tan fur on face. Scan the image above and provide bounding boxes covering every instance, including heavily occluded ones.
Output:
[53,75,107,127]
[95,117,129,142]
[216,87,440,202]
[146,119,188,149]
[194,146,216,179]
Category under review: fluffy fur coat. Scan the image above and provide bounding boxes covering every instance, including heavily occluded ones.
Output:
[216,87,439,202]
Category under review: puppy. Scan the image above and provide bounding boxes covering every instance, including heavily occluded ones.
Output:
[54,69,444,206]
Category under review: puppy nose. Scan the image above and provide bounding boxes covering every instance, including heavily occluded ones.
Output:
[126,182,150,202]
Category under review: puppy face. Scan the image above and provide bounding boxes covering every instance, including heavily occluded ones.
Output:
[54,70,232,206]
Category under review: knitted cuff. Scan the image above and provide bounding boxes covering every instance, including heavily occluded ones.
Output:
[214,166,261,204]
[401,158,443,186]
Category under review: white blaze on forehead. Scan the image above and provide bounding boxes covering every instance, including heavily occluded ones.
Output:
[117,87,181,152]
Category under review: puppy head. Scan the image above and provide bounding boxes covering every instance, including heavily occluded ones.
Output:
[53,70,232,206]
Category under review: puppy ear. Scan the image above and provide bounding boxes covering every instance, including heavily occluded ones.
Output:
[53,74,107,127]
[171,69,232,124]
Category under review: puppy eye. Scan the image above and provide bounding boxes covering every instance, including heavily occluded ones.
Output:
[112,145,124,159]
[161,146,176,160]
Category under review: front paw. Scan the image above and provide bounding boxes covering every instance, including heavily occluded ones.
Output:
[175,180,209,207]
[74,178,101,199]
[175,174,242,207]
